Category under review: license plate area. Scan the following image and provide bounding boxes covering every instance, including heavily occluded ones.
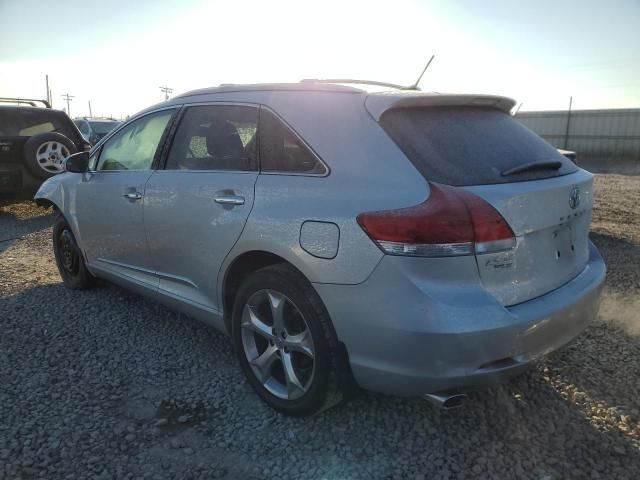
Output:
[552,223,576,261]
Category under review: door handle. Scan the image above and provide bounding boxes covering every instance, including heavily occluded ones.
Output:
[123,192,143,200]
[214,195,245,206]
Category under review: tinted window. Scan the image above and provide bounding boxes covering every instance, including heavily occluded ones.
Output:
[19,111,68,136]
[20,121,56,136]
[0,110,71,136]
[379,107,578,186]
[259,109,325,174]
[97,110,173,171]
[75,120,89,134]
[166,105,257,171]
[89,121,120,134]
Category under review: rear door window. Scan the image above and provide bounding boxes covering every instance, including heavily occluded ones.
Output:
[165,105,258,171]
[379,107,578,186]
[259,109,326,175]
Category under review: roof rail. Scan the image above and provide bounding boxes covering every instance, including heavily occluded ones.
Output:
[0,97,51,108]
[300,79,416,90]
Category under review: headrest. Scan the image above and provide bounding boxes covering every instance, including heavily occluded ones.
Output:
[205,120,244,158]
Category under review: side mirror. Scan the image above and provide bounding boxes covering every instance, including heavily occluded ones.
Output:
[65,151,90,173]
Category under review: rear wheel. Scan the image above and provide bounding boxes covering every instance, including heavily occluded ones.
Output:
[232,264,352,416]
[52,213,94,289]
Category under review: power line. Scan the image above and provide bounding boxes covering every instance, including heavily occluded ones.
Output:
[61,93,74,116]
[159,86,173,101]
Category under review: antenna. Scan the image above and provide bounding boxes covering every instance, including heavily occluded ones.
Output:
[512,102,523,116]
[404,55,435,91]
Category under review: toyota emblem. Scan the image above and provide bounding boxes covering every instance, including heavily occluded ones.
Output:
[569,186,581,209]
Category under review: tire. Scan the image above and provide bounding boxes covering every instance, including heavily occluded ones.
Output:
[24,133,77,180]
[52,213,94,290]
[232,264,353,416]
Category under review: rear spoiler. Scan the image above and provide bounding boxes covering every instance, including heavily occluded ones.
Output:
[365,93,516,121]
[0,97,51,108]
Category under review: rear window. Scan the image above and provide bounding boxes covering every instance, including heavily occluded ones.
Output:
[379,107,578,186]
[89,121,120,134]
[0,109,77,139]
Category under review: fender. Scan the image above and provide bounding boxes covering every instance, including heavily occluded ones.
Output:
[34,172,85,250]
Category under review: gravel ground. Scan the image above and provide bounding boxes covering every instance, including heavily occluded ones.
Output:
[1,174,639,479]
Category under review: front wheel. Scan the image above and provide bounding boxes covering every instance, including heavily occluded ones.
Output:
[232,264,353,416]
[52,213,94,290]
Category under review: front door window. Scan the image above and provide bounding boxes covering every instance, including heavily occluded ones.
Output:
[96,110,173,171]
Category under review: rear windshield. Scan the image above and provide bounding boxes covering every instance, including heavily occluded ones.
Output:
[89,121,119,134]
[379,107,578,186]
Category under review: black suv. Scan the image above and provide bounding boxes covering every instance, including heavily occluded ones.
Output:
[0,98,90,197]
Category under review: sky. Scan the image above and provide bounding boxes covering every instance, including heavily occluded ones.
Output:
[1,0,639,118]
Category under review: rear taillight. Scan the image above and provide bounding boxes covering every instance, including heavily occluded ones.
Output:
[357,183,515,257]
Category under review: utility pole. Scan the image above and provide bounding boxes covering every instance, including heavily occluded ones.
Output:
[61,93,74,117]
[159,86,173,101]
[88,100,93,118]
[45,75,51,107]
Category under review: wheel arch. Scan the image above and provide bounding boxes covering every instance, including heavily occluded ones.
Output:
[220,250,307,334]
[33,174,65,212]
[34,197,58,210]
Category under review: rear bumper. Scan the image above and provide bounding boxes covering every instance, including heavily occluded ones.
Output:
[314,241,606,396]
[0,165,41,196]
[0,167,22,193]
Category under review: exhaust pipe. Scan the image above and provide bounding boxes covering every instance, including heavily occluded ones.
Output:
[424,391,468,410]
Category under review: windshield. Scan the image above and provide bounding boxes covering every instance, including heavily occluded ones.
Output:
[89,121,119,134]
[379,106,578,186]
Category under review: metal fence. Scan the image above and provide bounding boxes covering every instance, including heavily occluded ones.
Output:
[516,108,640,174]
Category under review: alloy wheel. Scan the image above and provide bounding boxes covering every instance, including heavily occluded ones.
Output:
[36,141,70,174]
[240,289,315,400]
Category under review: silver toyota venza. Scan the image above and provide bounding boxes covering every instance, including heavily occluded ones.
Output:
[35,82,606,415]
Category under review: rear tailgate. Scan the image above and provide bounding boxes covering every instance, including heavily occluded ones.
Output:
[466,170,592,305]
[0,137,26,163]
[374,96,591,306]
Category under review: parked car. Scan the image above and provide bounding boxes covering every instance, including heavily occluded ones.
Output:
[0,98,90,197]
[73,117,121,145]
[35,82,606,416]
